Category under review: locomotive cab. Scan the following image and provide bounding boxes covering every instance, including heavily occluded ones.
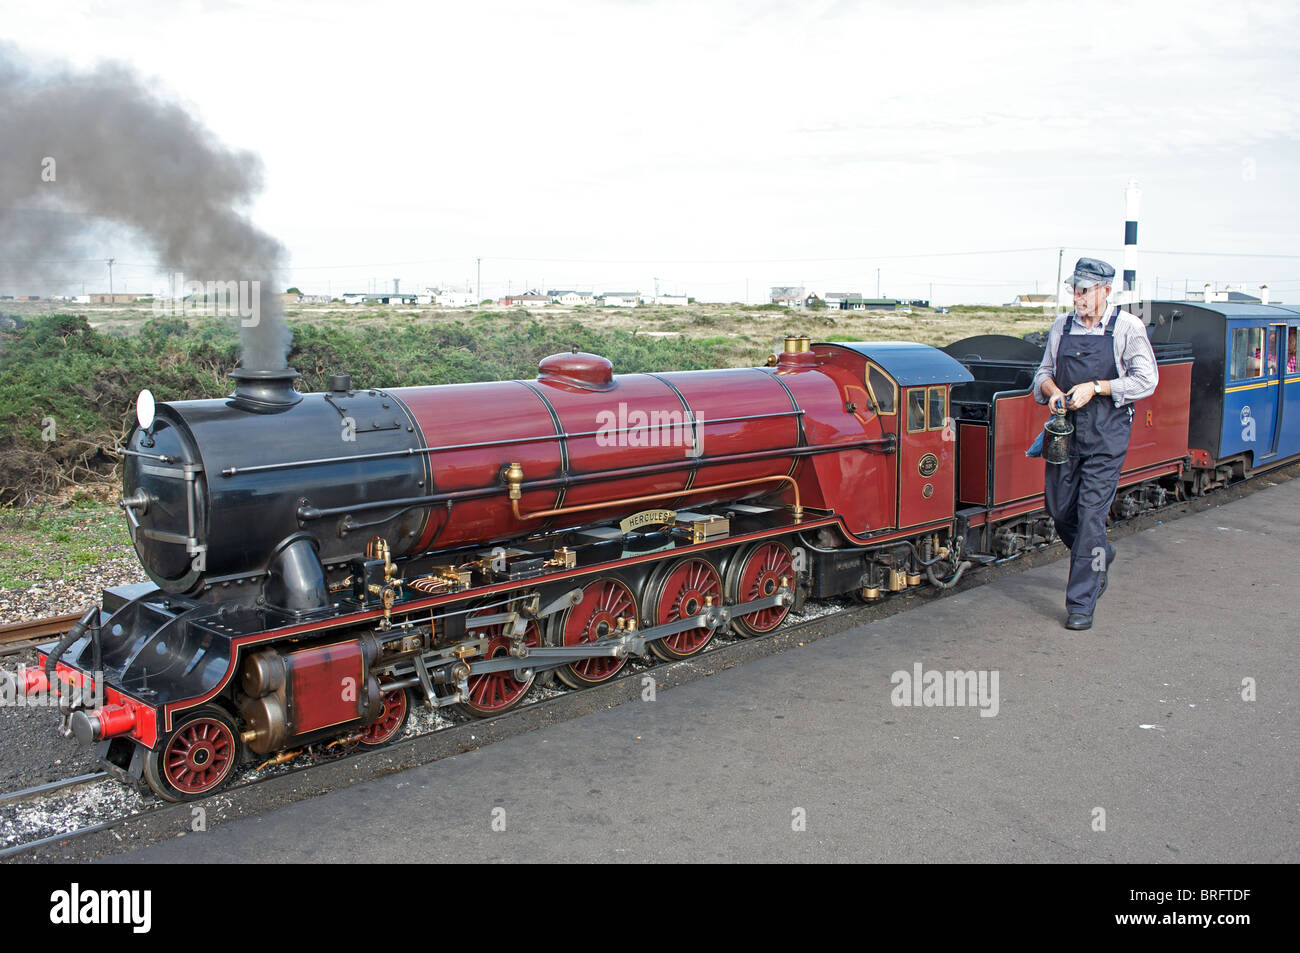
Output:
[811,342,973,536]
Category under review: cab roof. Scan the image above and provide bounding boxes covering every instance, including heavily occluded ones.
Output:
[819,341,974,386]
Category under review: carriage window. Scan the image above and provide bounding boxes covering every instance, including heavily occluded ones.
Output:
[1289,328,1298,374]
[867,364,896,414]
[907,389,926,433]
[1265,328,1279,375]
[1230,327,1265,379]
[928,386,946,430]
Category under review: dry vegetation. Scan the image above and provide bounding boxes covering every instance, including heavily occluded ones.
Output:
[32,299,1058,368]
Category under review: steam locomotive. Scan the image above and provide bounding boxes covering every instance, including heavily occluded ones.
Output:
[6,299,1297,801]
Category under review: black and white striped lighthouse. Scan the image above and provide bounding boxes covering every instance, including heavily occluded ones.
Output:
[1121,178,1140,301]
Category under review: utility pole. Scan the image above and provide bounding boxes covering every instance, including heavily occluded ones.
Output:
[876,268,880,298]
[107,258,115,297]
[476,257,481,302]
[1055,248,1064,314]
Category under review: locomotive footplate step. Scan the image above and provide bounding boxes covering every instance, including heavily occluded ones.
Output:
[102,475,1300,864]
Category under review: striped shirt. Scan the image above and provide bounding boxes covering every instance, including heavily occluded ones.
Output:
[1031,307,1159,407]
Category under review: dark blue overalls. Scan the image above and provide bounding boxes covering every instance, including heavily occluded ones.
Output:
[1044,309,1134,617]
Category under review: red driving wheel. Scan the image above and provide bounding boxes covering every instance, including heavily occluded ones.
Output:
[457,615,541,718]
[650,558,722,660]
[729,541,794,637]
[360,688,409,746]
[556,577,636,688]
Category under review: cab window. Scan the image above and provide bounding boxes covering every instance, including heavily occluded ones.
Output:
[866,363,896,414]
[1289,327,1298,374]
[907,389,926,433]
[927,386,946,430]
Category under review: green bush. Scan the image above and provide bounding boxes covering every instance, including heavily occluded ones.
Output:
[0,314,729,502]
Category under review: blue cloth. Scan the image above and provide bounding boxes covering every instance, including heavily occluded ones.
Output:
[1044,313,1132,616]
[1025,430,1044,458]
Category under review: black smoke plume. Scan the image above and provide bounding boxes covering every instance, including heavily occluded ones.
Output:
[0,47,290,370]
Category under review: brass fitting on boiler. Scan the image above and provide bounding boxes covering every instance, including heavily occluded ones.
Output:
[504,462,525,501]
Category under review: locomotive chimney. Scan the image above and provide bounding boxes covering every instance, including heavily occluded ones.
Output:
[228,367,304,412]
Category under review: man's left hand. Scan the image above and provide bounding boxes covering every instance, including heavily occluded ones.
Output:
[1063,383,1094,410]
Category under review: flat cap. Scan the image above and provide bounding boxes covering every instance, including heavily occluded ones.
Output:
[1066,257,1116,289]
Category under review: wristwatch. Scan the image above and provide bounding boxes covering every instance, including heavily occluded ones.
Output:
[1093,380,1102,395]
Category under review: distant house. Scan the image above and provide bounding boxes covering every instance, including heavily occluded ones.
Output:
[1188,286,1267,305]
[500,291,550,307]
[549,290,595,306]
[280,293,303,306]
[804,293,824,309]
[89,293,150,304]
[1008,294,1056,309]
[432,287,477,308]
[652,294,688,306]
[342,293,367,305]
[859,298,900,311]
[600,292,641,308]
[824,292,854,310]
[770,286,805,307]
[363,293,420,305]
[299,294,330,304]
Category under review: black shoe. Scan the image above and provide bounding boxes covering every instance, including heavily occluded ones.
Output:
[1065,613,1093,630]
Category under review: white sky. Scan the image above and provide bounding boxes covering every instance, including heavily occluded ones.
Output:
[4,0,1300,304]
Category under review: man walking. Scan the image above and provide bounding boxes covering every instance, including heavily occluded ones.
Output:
[1032,258,1158,630]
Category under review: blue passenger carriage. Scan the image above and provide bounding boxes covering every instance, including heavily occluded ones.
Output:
[1141,301,1300,480]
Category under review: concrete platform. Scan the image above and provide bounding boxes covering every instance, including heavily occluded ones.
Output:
[108,478,1300,863]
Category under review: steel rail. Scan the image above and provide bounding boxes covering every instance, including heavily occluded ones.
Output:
[0,612,83,646]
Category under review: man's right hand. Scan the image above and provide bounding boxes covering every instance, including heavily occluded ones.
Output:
[1048,391,1066,413]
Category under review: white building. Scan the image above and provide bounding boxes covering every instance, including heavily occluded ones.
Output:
[601,292,641,307]
[549,290,595,306]
[1007,294,1056,310]
[652,294,688,306]
[431,287,477,308]
[770,286,805,307]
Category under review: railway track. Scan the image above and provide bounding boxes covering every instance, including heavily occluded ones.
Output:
[0,613,82,657]
[0,772,108,809]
